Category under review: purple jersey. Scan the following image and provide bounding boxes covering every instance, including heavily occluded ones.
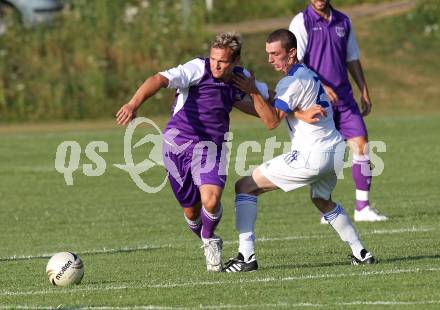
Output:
[159,58,249,207]
[290,5,360,106]
[161,58,244,150]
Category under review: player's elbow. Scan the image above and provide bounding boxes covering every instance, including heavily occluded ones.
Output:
[265,123,277,130]
[265,119,281,130]
[151,73,169,88]
[258,111,281,130]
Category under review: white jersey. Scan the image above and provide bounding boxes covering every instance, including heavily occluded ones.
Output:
[274,64,343,152]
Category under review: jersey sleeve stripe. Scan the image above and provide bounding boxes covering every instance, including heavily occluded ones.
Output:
[274,98,293,113]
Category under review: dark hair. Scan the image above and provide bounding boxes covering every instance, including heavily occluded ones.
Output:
[266,29,297,51]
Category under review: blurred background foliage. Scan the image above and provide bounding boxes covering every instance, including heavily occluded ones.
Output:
[0,0,207,121]
[0,0,438,122]
[204,0,388,23]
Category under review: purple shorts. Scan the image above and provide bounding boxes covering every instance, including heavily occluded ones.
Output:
[162,144,227,208]
[332,101,368,140]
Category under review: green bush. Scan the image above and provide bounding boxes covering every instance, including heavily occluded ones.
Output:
[0,0,208,121]
[0,0,421,122]
[408,0,440,39]
[371,0,440,54]
[203,0,392,23]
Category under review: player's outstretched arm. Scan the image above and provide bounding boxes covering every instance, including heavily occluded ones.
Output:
[116,74,169,125]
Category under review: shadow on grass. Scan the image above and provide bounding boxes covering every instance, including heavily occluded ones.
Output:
[262,254,440,270]
[379,254,440,264]
[263,260,349,270]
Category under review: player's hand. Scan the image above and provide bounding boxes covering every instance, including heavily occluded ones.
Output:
[232,73,259,95]
[360,95,372,116]
[294,104,327,124]
[322,84,339,105]
[116,103,137,125]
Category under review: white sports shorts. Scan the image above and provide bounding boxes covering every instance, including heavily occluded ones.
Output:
[258,149,343,200]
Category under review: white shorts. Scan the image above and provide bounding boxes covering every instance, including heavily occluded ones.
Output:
[258,150,343,200]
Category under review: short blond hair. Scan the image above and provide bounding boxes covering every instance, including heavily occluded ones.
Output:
[211,32,242,60]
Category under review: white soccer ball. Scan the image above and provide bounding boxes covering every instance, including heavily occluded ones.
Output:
[46,252,84,286]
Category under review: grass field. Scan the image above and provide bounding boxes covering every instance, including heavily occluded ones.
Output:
[1,112,439,309]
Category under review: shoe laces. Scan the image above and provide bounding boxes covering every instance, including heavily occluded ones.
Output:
[201,238,222,261]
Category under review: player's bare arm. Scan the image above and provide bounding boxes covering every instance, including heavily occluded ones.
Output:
[116,73,169,125]
[233,93,325,123]
[251,94,285,130]
[232,73,285,129]
[233,94,259,117]
[233,73,326,125]
[347,60,372,116]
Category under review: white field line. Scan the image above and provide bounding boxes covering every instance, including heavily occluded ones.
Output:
[148,267,440,288]
[229,227,435,244]
[1,267,439,297]
[367,227,433,235]
[0,245,168,261]
[0,227,433,262]
[0,166,55,172]
[1,300,440,309]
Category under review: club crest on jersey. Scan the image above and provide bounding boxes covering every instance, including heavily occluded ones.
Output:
[335,26,346,37]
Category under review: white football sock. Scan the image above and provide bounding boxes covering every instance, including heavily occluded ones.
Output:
[324,204,365,259]
[235,194,257,261]
[355,189,369,204]
[184,214,201,228]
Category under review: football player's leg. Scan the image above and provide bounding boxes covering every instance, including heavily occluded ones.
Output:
[164,149,203,238]
[236,170,278,259]
[223,168,278,272]
[311,175,374,264]
[339,104,387,221]
[183,202,202,238]
[348,136,372,212]
[190,145,227,240]
[194,152,226,272]
[348,136,387,221]
[198,184,224,271]
[234,175,260,263]
[199,184,223,240]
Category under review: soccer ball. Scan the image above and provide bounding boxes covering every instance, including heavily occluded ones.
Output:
[46,252,84,286]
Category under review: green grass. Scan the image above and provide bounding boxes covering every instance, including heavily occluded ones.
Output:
[0,112,439,309]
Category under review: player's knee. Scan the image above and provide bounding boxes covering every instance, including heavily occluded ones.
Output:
[311,196,335,213]
[235,177,253,195]
[311,195,328,208]
[310,196,321,206]
[235,178,245,194]
[201,194,220,211]
[349,137,369,155]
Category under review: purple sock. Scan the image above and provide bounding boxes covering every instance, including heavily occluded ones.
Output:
[352,158,372,211]
[201,204,223,239]
[356,200,370,211]
[184,215,202,239]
